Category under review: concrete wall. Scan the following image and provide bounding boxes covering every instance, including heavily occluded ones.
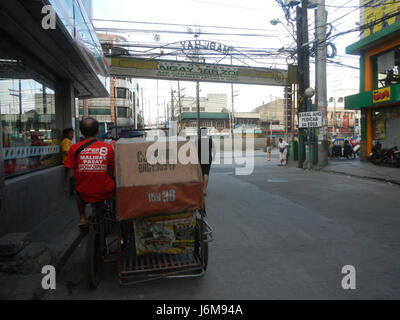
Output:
[0,166,70,237]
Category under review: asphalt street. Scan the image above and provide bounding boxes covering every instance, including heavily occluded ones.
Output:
[43,151,400,299]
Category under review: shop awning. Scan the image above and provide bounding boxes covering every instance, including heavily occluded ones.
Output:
[345,83,400,110]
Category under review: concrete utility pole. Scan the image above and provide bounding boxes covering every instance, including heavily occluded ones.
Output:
[333,97,336,135]
[196,81,201,137]
[141,87,145,128]
[177,81,182,130]
[156,80,159,128]
[315,0,328,167]
[296,0,310,168]
[170,89,174,122]
[9,80,23,132]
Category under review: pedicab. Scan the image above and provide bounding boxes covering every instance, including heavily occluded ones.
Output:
[85,137,213,288]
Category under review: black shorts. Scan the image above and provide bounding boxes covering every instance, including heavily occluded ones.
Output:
[201,164,211,175]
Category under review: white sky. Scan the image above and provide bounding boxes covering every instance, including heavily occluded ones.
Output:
[93,0,361,125]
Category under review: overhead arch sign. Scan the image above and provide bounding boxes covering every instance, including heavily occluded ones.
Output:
[108,57,297,86]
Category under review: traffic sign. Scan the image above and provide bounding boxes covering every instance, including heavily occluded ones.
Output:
[298,111,322,128]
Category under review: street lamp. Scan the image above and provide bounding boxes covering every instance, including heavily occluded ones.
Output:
[269,19,297,43]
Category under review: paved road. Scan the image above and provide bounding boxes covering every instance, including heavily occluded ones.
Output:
[44,151,400,299]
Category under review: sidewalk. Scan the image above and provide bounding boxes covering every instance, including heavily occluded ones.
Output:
[0,197,84,300]
[320,159,400,185]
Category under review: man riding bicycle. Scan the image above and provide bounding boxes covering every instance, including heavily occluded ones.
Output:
[65,117,115,229]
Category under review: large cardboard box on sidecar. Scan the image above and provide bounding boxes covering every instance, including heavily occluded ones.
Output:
[115,137,203,221]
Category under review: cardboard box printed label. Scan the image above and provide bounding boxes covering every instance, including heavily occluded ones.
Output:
[134,212,196,255]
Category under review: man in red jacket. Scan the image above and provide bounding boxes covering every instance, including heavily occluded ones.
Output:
[65,117,115,228]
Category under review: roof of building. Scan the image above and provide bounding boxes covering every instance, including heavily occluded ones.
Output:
[234,112,260,119]
[180,112,230,120]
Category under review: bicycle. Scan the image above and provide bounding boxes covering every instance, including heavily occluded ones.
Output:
[85,198,116,289]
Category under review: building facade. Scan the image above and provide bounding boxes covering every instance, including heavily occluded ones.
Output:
[0,0,109,236]
[253,99,285,127]
[77,34,143,134]
[327,95,360,137]
[174,93,228,117]
[345,0,400,159]
[180,112,230,136]
[78,76,142,134]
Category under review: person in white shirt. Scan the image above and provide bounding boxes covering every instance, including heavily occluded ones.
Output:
[278,138,289,166]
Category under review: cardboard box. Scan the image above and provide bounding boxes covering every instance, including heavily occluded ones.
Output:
[115,137,203,220]
[133,212,196,255]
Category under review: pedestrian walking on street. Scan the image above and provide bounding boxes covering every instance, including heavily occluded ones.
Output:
[278,138,288,166]
[197,127,216,197]
[266,137,272,161]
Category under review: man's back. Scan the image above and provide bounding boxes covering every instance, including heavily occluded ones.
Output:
[65,139,115,203]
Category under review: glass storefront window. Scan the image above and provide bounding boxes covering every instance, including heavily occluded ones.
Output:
[372,106,400,149]
[374,46,400,88]
[1,78,60,177]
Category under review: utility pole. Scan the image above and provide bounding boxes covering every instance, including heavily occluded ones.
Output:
[9,80,22,132]
[296,0,310,168]
[156,80,159,128]
[333,97,336,136]
[141,87,145,128]
[315,0,328,167]
[171,89,175,122]
[164,100,167,126]
[177,81,182,130]
[196,81,201,137]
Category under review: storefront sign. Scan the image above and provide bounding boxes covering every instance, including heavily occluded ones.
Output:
[373,87,391,103]
[361,0,400,38]
[2,146,60,161]
[298,111,322,128]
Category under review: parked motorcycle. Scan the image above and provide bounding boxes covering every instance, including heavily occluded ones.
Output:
[331,139,355,160]
[353,144,360,158]
[370,142,400,167]
[349,137,360,158]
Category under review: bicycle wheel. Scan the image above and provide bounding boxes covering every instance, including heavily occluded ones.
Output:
[195,220,208,271]
[86,224,104,289]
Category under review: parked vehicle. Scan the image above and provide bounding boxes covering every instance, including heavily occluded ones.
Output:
[349,137,360,158]
[353,144,360,158]
[331,138,356,160]
[370,142,400,167]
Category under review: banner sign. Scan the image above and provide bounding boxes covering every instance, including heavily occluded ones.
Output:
[109,57,295,86]
[298,111,322,128]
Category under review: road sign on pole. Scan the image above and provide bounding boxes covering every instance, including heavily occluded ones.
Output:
[298,111,322,128]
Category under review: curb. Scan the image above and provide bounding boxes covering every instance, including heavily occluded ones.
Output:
[318,168,400,186]
[0,230,85,300]
[54,231,86,274]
